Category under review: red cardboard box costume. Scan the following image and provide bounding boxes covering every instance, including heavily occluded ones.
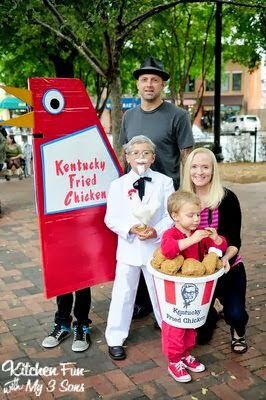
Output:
[0,79,122,298]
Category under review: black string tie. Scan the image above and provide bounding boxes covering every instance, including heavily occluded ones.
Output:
[133,177,152,200]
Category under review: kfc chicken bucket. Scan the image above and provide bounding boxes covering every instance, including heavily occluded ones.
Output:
[147,262,224,329]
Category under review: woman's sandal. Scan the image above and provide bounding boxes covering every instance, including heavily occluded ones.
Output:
[231,329,248,354]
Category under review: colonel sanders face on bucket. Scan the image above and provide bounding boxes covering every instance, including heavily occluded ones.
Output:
[181,283,199,308]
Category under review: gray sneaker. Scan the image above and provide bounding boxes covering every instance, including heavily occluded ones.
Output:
[71,323,91,352]
[42,324,71,348]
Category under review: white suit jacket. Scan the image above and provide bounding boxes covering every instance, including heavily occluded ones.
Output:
[105,169,174,266]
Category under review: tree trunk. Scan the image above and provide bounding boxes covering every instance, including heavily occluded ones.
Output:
[51,55,75,78]
[169,81,177,104]
[109,75,122,155]
[194,79,205,120]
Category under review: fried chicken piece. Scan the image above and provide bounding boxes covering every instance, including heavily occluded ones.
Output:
[160,255,184,275]
[151,257,162,270]
[181,258,206,276]
[216,258,224,270]
[202,252,219,275]
[134,225,147,233]
[153,248,167,264]
[150,248,167,270]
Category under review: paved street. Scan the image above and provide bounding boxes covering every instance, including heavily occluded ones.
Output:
[0,177,265,399]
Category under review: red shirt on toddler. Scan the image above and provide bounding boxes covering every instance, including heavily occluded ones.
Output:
[161,226,227,261]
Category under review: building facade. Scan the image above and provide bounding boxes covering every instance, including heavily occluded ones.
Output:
[184,60,266,130]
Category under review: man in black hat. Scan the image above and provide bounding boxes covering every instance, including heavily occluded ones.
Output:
[119,56,194,319]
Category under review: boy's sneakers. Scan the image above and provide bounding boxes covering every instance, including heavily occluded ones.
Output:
[42,324,71,348]
[71,323,91,352]
[42,322,91,352]
[182,354,205,372]
[168,361,192,383]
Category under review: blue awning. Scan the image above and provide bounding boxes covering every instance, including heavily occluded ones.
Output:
[106,97,141,110]
[0,96,27,110]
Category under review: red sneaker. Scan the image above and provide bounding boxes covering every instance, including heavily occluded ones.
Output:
[182,354,205,372]
[168,361,191,383]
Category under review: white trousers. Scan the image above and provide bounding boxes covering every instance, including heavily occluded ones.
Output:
[24,159,31,177]
[105,261,162,346]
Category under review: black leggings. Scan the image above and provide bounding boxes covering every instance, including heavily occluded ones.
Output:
[55,287,91,327]
[198,262,249,337]
[215,262,249,336]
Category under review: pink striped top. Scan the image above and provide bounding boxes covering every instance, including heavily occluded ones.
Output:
[199,208,242,267]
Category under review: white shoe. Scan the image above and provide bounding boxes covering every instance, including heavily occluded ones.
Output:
[71,323,91,352]
[42,324,71,348]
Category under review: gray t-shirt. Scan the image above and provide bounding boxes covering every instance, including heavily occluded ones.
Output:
[119,101,194,189]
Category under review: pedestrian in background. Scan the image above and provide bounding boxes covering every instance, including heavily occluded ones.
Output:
[22,135,32,177]
[0,127,7,217]
[5,135,24,180]
[0,127,6,173]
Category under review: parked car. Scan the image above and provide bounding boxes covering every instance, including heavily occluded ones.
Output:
[221,115,261,135]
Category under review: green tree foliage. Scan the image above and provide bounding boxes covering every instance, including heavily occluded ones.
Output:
[124,0,265,119]
[132,3,217,113]
[1,0,194,152]
[0,0,265,152]
[222,0,266,69]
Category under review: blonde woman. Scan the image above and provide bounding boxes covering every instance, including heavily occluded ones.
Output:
[182,148,248,354]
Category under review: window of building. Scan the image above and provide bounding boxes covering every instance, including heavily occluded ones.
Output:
[206,80,215,91]
[221,73,230,92]
[232,73,242,91]
[184,77,195,92]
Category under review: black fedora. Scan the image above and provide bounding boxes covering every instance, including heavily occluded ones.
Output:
[133,56,170,81]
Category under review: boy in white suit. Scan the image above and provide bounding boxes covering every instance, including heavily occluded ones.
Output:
[105,135,175,360]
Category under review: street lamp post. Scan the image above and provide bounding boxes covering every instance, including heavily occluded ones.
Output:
[213,0,224,162]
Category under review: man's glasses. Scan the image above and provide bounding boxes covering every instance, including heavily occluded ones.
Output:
[127,150,154,158]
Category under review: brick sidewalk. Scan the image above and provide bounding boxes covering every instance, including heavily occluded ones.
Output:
[0,178,265,399]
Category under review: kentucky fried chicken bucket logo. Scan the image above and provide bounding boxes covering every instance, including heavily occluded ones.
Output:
[181,283,199,308]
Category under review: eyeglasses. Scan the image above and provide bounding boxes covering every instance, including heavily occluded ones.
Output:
[127,150,154,158]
